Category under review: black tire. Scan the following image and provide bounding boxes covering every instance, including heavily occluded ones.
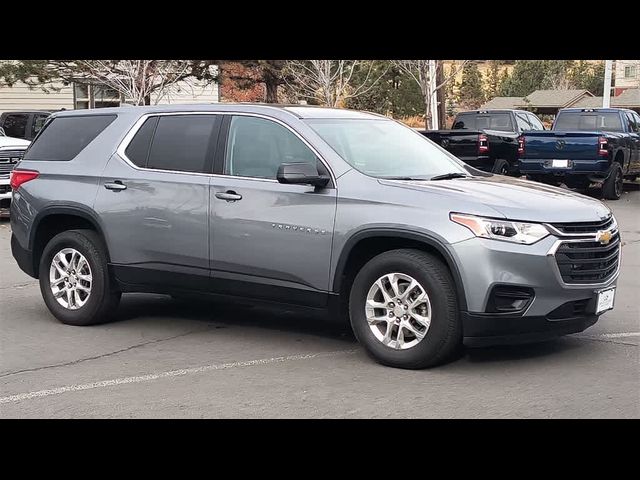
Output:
[492,159,509,175]
[39,229,121,326]
[348,249,461,369]
[602,163,623,200]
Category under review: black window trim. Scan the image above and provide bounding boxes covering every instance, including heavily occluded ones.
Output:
[117,111,336,187]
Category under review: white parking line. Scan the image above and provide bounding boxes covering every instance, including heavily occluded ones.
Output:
[0,349,358,405]
[598,332,640,338]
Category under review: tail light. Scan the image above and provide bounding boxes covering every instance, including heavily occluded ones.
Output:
[478,133,489,154]
[10,169,39,190]
[518,136,526,156]
[598,136,608,157]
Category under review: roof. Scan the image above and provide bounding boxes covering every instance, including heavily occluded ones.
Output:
[522,89,593,108]
[51,103,383,120]
[571,89,640,108]
[480,97,524,109]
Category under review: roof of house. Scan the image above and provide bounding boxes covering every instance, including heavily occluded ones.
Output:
[480,97,524,109]
[521,89,594,108]
[571,88,640,108]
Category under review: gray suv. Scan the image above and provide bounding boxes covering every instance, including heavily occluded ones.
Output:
[10,104,620,369]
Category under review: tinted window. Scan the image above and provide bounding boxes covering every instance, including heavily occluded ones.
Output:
[625,112,639,133]
[125,117,159,167]
[31,114,50,138]
[2,114,28,138]
[23,115,117,161]
[225,116,317,179]
[453,113,513,132]
[554,112,624,132]
[147,115,218,173]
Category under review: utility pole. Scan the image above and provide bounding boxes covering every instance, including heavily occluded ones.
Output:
[603,60,613,108]
[429,60,438,129]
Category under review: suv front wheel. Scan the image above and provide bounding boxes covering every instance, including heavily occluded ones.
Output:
[39,229,121,326]
[349,249,461,369]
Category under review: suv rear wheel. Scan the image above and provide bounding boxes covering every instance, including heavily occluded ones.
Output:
[39,229,121,326]
[348,249,461,369]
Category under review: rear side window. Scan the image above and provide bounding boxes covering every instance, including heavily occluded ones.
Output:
[124,117,159,167]
[2,114,29,138]
[146,115,218,173]
[23,115,117,161]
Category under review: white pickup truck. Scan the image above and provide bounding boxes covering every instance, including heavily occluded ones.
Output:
[0,131,30,217]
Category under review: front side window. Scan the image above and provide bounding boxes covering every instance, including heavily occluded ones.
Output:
[146,115,218,173]
[23,115,117,161]
[526,113,545,130]
[31,114,50,138]
[306,118,467,179]
[625,112,639,133]
[515,113,532,132]
[225,116,317,179]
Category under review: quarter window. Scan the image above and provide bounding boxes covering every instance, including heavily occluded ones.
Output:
[125,117,159,167]
[146,115,218,173]
[225,116,317,179]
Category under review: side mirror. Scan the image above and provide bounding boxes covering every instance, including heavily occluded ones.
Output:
[277,162,329,188]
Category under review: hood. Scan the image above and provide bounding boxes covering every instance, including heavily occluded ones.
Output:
[0,136,30,148]
[379,175,611,223]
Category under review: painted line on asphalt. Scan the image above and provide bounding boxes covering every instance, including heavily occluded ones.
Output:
[598,332,640,338]
[0,349,358,405]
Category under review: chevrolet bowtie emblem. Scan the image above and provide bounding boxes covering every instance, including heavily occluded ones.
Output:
[595,230,612,245]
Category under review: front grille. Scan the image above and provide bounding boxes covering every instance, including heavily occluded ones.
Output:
[551,216,613,234]
[554,232,620,284]
[0,149,26,175]
[0,184,10,194]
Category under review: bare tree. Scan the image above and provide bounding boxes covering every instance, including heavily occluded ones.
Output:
[284,60,388,107]
[393,60,468,129]
[0,60,218,105]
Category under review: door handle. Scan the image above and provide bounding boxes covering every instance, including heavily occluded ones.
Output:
[215,191,242,202]
[104,181,127,191]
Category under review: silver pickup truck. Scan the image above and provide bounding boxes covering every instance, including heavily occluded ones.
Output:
[0,132,30,217]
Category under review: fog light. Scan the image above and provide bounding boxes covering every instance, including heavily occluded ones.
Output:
[486,286,535,314]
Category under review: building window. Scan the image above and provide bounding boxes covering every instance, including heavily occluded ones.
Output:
[624,65,637,78]
[73,83,122,110]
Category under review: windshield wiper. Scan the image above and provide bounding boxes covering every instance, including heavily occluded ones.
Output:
[381,176,430,181]
[429,173,470,181]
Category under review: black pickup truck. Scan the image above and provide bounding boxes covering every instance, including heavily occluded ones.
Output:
[419,109,545,175]
[519,108,640,199]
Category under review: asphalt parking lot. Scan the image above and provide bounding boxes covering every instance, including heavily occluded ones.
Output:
[0,185,638,418]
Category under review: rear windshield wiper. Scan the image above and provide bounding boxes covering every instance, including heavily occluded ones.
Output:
[429,173,470,181]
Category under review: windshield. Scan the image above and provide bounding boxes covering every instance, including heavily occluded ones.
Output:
[305,118,468,179]
[554,112,623,132]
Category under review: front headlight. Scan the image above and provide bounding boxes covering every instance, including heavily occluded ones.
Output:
[450,213,550,245]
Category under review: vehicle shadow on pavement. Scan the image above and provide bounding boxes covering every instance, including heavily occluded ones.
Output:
[114,293,356,343]
[462,338,584,364]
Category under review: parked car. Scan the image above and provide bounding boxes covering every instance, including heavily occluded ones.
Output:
[519,108,640,199]
[0,110,53,141]
[10,105,620,369]
[0,135,30,217]
[418,109,545,175]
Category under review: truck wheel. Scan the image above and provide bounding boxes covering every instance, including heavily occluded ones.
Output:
[39,229,121,326]
[492,159,509,175]
[348,249,461,369]
[602,163,623,200]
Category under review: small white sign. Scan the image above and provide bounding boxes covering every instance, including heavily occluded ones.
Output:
[596,288,615,314]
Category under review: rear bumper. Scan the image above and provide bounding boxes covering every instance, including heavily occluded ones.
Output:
[462,311,598,347]
[518,158,610,177]
[11,233,36,278]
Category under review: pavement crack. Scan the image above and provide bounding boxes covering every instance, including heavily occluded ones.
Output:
[573,335,639,346]
[0,327,212,379]
[0,281,39,290]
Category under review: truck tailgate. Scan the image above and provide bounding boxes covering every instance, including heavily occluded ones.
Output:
[522,131,600,160]
[421,130,480,159]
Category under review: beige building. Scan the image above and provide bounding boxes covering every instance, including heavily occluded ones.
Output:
[0,75,219,114]
[614,60,640,94]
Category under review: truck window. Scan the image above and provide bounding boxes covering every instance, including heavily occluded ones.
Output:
[554,112,624,132]
[625,112,639,133]
[515,113,532,132]
[2,113,29,138]
[526,113,545,130]
[453,113,513,132]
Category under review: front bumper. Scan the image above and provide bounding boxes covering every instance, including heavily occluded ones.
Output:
[450,233,619,346]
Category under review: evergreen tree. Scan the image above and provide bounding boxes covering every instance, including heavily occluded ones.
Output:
[458,63,485,108]
[484,60,502,99]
